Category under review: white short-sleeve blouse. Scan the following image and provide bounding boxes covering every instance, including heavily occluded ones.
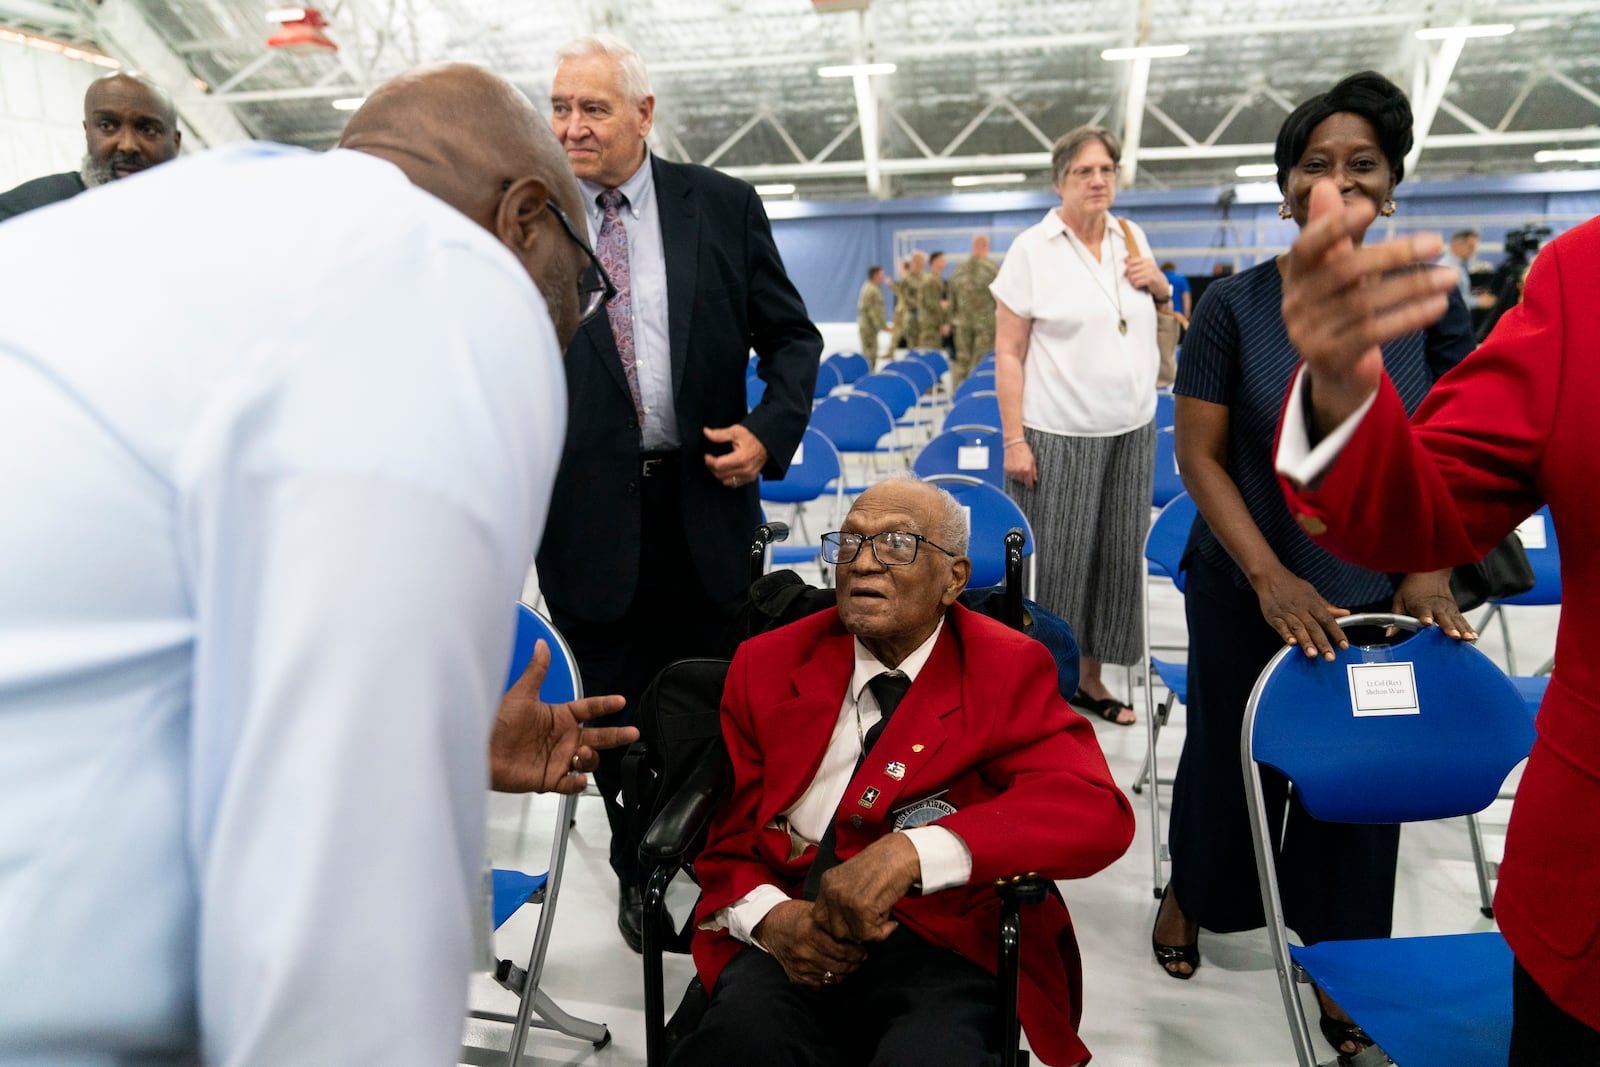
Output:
[990,209,1160,436]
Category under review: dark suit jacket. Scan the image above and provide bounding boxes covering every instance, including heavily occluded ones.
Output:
[0,172,87,224]
[692,604,1136,1067]
[1280,216,1600,1029]
[537,155,820,622]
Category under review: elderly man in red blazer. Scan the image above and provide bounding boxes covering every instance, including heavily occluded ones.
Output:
[1274,181,1600,1065]
[670,477,1134,1067]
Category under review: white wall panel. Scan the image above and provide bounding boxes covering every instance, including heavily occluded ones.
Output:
[0,39,100,189]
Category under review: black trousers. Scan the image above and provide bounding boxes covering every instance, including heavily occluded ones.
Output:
[668,927,1002,1067]
[1166,553,1400,944]
[1510,959,1600,1065]
[548,459,738,886]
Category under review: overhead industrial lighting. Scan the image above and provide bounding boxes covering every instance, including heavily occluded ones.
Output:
[1534,148,1600,163]
[1101,44,1190,61]
[0,27,121,69]
[331,97,366,110]
[264,7,308,20]
[754,182,797,196]
[951,173,1028,187]
[1414,24,1515,40]
[1234,163,1279,178]
[817,62,896,78]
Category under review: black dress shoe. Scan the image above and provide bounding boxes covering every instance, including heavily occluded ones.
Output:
[618,883,646,954]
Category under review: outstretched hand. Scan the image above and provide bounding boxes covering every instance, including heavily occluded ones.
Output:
[489,639,632,794]
[1282,180,1458,439]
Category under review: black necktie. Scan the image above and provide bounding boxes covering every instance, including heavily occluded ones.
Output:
[803,671,911,900]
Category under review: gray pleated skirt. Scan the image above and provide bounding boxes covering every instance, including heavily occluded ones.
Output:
[1007,421,1155,665]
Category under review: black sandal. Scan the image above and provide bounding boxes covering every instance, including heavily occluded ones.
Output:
[1318,1008,1377,1059]
[1071,689,1137,726]
[1151,884,1199,980]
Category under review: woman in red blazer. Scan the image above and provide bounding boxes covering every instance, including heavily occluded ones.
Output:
[1277,182,1600,1064]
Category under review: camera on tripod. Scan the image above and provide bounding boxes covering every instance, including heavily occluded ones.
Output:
[1503,224,1552,264]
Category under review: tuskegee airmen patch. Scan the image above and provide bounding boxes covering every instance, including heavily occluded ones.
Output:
[858,787,881,808]
[892,795,958,830]
[884,761,907,781]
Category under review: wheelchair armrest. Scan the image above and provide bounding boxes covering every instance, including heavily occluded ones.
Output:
[640,750,731,869]
[995,874,1050,908]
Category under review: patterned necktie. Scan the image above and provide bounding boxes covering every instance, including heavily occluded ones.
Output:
[802,671,912,900]
[595,188,644,421]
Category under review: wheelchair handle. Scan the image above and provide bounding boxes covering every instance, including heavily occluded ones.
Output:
[749,522,790,586]
[1338,613,1422,633]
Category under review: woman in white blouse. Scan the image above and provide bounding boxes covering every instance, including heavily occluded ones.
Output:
[990,125,1170,725]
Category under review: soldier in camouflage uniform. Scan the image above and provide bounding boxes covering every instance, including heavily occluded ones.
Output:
[890,253,922,353]
[857,264,887,365]
[947,234,1000,384]
[915,250,949,350]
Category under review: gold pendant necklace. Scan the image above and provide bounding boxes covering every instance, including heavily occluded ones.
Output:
[1066,223,1126,337]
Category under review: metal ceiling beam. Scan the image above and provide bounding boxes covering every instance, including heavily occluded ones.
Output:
[1405,36,1467,177]
[0,0,84,33]
[1439,98,1492,137]
[89,0,250,149]
[716,127,1600,183]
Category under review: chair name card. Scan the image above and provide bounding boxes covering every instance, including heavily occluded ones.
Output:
[1515,513,1547,550]
[961,505,973,536]
[1346,662,1420,717]
[792,443,804,465]
[958,445,990,470]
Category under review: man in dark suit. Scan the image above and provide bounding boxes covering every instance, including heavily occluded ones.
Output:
[0,72,180,223]
[674,478,1135,1067]
[540,33,821,952]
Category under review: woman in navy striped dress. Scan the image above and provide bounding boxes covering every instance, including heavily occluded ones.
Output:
[1149,72,1477,1061]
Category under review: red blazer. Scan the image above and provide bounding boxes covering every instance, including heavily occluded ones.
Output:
[691,604,1135,1067]
[1279,216,1600,1029]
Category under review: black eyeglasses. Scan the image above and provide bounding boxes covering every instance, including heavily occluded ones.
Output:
[821,530,957,567]
[545,200,617,324]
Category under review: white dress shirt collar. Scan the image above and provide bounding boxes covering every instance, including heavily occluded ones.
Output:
[848,616,946,704]
[579,150,654,223]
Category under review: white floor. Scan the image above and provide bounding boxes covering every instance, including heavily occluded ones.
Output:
[464,551,1558,1067]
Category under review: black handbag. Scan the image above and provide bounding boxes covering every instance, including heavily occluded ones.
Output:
[1451,533,1537,612]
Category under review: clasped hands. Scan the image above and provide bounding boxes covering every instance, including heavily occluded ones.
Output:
[752,833,922,989]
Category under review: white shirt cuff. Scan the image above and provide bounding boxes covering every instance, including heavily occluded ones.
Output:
[902,825,972,893]
[707,884,793,949]
[1275,366,1380,487]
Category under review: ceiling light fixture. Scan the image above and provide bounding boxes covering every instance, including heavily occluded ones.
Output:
[1534,148,1600,163]
[817,62,896,78]
[1414,24,1515,40]
[951,173,1028,187]
[1101,44,1190,61]
[331,97,366,110]
[1234,163,1279,178]
[754,183,797,196]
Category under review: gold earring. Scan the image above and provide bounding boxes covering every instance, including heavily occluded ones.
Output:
[1278,202,1292,219]
[1380,199,1397,217]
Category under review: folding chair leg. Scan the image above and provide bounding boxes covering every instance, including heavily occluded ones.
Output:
[1466,813,1496,919]
[502,793,610,1063]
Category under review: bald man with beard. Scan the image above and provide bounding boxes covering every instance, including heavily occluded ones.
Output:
[0,64,634,1064]
[0,71,182,223]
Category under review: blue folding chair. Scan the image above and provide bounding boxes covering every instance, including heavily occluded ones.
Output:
[1155,389,1175,431]
[907,348,950,386]
[1476,506,1560,676]
[745,375,765,411]
[823,351,870,386]
[921,473,1035,594]
[1152,426,1183,507]
[944,390,1000,432]
[811,359,843,401]
[808,391,902,490]
[1244,614,1534,1067]
[759,427,844,574]
[883,357,936,398]
[953,371,996,403]
[473,605,610,1060]
[913,426,1005,488]
[974,351,997,376]
[852,371,918,422]
[1134,492,1196,894]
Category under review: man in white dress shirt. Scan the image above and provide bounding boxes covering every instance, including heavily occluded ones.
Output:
[0,64,632,1066]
